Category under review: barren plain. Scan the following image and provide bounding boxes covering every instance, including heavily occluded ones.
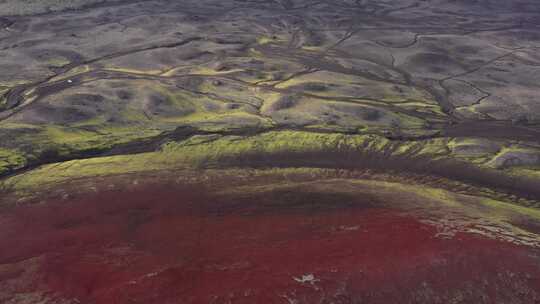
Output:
[1,0,540,303]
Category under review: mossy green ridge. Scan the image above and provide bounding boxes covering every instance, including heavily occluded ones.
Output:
[1,129,538,198]
[43,125,153,154]
[0,122,162,172]
[0,130,399,191]
[0,148,26,176]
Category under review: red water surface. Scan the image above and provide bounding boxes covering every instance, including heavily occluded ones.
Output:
[1,184,540,303]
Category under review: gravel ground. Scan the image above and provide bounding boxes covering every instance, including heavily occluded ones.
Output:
[0,0,121,16]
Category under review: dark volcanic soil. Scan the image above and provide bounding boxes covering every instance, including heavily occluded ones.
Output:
[1,184,539,304]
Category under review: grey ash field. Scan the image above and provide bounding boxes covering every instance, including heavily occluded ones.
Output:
[1,0,540,180]
[2,1,540,303]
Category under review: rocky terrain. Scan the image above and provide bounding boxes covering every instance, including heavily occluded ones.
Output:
[1,0,540,303]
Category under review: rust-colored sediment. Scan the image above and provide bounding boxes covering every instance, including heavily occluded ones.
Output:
[1,184,539,303]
